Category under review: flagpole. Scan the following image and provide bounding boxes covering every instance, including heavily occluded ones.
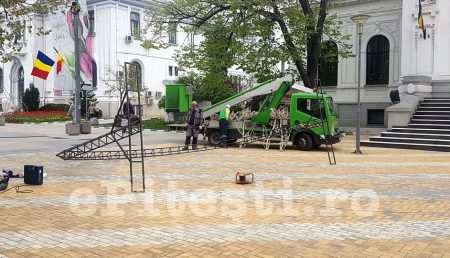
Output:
[71,1,82,124]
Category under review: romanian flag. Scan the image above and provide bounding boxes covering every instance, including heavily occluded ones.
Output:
[56,53,64,75]
[418,0,426,39]
[31,51,55,80]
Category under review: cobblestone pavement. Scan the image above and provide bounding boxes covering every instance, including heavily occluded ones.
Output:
[1,123,450,257]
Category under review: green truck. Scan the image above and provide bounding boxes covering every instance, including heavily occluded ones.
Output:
[165,75,343,151]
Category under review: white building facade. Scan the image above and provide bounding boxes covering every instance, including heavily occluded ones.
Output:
[1,0,449,126]
[86,0,196,117]
[0,0,199,118]
[323,0,450,128]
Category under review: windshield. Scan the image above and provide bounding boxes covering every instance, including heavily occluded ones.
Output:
[326,97,336,116]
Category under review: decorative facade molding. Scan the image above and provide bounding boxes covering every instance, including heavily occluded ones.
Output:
[362,21,400,49]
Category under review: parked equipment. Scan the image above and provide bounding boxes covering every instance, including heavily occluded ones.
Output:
[24,165,44,185]
[235,172,254,184]
[165,75,343,151]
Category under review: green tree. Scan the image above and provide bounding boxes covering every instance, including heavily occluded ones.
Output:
[22,86,40,111]
[0,0,68,61]
[158,95,166,109]
[143,0,351,88]
[175,72,234,104]
[103,64,147,103]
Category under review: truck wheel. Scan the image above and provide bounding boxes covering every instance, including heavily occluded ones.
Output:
[296,133,313,151]
[207,130,221,145]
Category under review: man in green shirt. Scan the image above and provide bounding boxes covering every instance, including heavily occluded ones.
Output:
[219,105,231,147]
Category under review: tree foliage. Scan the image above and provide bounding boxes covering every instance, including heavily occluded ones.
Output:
[103,65,147,99]
[158,95,166,109]
[0,0,68,61]
[143,0,351,89]
[22,86,40,111]
[175,72,235,104]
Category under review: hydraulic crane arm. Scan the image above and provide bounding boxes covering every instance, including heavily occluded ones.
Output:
[202,75,293,119]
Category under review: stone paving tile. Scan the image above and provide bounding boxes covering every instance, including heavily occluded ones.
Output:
[38,172,450,183]
[1,220,450,250]
[2,239,450,257]
[1,125,450,257]
[2,186,450,208]
[2,198,449,232]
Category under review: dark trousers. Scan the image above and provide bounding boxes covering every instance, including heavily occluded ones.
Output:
[219,119,228,145]
[185,125,199,146]
[185,136,198,145]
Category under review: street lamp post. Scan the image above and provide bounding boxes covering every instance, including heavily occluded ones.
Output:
[70,1,82,124]
[351,14,370,154]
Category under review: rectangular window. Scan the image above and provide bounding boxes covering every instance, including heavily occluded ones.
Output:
[297,99,325,119]
[168,66,173,76]
[367,109,385,125]
[0,68,3,93]
[168,24,177,45]
[231,75,243,92]
[190,33,195,47]
[174,67,178,76]
[130,12,140,37]
[88,10,95,35]
[13,21,25,45]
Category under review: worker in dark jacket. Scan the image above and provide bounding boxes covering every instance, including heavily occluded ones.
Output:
[123,102,135,118]
[184,101,203,150]
[219,105,231,147]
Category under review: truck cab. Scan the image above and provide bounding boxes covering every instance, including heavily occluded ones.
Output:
[289,92,341,150]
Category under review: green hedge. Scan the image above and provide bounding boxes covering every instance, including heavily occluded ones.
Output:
[39,103,70,111]
[142,118,167,130]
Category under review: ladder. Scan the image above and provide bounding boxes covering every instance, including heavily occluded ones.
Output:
[56,62,147,192]
[239,127,277,147]
[57,144,220,160]
[56,127,140,160]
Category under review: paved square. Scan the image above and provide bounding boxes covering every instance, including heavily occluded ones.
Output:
[1,123,450,257]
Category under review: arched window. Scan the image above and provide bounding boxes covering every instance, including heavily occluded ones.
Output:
[366,35,389,85]
[131,61,142,87]
[0,68,4,93]
[318,41,338,87]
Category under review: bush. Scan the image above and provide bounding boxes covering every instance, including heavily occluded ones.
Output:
[4,111,71,123]
[22,87,40,111]
[158,96,166,110]
[142,118,167,130]
[39,103,70,111]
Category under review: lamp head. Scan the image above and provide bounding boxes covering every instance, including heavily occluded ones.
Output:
[351,15,370,25]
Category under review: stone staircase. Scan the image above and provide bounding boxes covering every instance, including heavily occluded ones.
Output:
[361,98,450,152]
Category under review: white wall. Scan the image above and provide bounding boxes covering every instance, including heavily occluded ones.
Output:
[401,0,450,81]
[326,0,402,105]
[90,0,194,117]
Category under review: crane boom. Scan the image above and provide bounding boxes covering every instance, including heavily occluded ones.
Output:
[202,75,293,119]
